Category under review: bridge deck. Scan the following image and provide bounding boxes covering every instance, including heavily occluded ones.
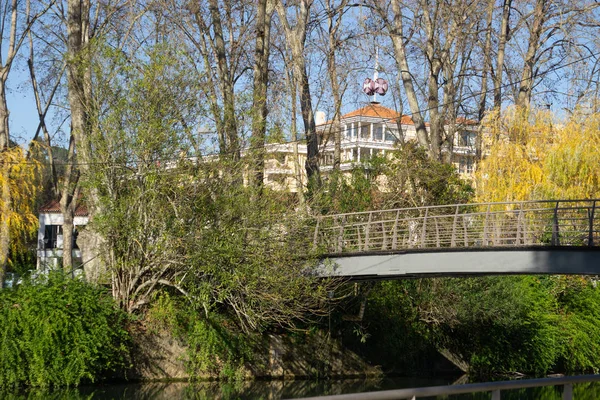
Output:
[314,200,600,278]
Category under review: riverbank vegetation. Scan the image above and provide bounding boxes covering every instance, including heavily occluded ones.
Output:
[4,108,600,387]
[0,274,129,387]
[2,0,600,389]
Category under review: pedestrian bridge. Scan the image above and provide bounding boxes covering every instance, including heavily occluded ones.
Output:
[313,199,600,279]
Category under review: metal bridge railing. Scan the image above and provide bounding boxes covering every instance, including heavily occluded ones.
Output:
[288,374,600,400]
[313,199,599,254]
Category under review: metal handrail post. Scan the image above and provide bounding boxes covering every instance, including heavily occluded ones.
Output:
[590,200,596,247]
[391,210,399,250]
[420,208,428,248]
[517,203,524,245]
[483,204,490,246]
[552,201,560,246]
[365,212,372,250]
[451,205,459,247]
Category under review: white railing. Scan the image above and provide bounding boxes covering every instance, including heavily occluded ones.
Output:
[314,200,599,254]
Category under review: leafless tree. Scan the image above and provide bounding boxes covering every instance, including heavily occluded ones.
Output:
[275,0,321,189]
[250,0,275,190]
[318,0,351,171]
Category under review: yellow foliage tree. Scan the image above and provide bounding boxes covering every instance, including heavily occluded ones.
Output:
[0,146,40,284]
[476,108,600,202]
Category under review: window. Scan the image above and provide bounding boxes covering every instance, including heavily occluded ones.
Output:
[44,225,62,249]
[385,129,397,142]
[360,124,369,140]
[373,124,383,141]
[360,147,371,161]
[458,156,474,174]
[320,153,334,166]
[459,131,476,147]
[268,173,287,185]
[270,152,286,164]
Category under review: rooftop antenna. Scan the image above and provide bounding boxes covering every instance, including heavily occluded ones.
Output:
[373,48,380,103]
[362,47,388,103]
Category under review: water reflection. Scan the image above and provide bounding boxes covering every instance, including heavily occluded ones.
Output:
[2,378,600,399]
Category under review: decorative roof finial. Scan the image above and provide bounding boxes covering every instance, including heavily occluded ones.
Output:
[362,47,388,103]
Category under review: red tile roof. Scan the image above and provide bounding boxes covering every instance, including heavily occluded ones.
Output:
[39,200,89,217]
[341,104,415,125]
[455,116,478,126]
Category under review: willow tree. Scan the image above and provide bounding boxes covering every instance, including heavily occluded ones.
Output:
[0,148,40,285]
[475,109,600,202]
[0,0,50,283]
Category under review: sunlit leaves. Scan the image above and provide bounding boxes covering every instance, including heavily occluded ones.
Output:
[0,146,41,267]
[476,108,600,202]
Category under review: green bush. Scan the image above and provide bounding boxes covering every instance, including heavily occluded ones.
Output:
[348,276,600,378]
[0,273,130,387]
[146,292,257,381]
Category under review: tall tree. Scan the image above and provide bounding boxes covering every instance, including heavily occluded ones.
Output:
[63,0,93,272]
[320,0,351,171]
[0,0,50,284]
[174,0,252,163]
[275,0,321,189]
[493,0,512,110]
[373,0,481,162]
[250,0,274,189]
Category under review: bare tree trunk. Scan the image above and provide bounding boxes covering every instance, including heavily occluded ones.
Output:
[325,0,349,171]
[282,34,305,202]
[0,78,9,149]
[0,78,10,284]
[494,0,512,110]
[28,29,76,273]
[208,0,240,161]
[276,0,320,190]
[66,0,92,272]
[517,0,547,110]
[291,82,305,204]
[0,4,16,283]
[250,0,273,189]
[0,160,9,286]
[298,59,320,187]
[477,0,495,162]
[421,2,445,161]
[386,0,429,152]
[58,133,78,272]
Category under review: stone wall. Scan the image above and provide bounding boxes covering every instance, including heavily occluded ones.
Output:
[129,328,381,381]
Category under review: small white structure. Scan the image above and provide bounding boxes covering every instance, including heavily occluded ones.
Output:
[37,201,89,271]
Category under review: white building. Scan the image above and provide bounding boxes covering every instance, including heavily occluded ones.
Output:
[37,200,89,271]
[262,103,479,192]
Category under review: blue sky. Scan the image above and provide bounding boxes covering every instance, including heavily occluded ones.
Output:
[7,67,38,145]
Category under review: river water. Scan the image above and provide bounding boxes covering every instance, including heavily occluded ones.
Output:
[3,377,600,399]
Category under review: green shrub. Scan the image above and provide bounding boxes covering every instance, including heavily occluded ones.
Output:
[0,273,130,387]
[146,292,257,381]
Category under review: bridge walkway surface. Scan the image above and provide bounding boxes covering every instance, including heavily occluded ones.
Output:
[313,199,600,279]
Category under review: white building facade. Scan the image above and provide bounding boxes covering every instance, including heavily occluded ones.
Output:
[37,201,89,271]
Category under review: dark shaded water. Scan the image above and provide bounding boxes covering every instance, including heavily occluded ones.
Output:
[3,377,600,399]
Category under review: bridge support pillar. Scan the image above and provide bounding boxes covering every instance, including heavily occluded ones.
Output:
[491,389,501,400]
